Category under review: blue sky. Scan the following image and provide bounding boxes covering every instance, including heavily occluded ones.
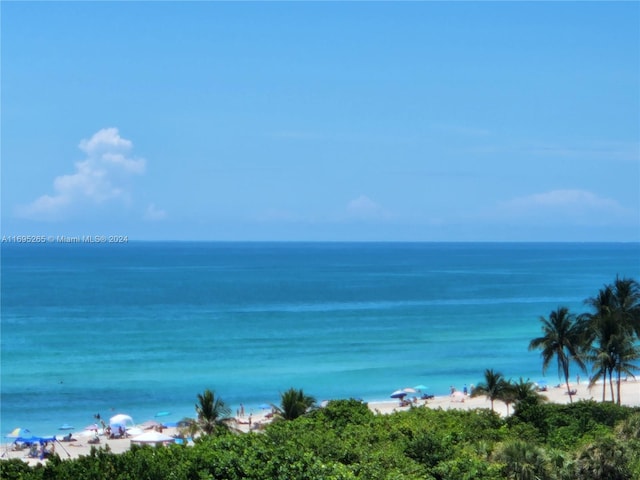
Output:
[2,2,638,241]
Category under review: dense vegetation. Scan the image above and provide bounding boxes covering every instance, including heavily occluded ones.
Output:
[2,399,639,479]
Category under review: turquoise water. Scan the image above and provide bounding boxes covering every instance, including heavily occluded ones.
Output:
[1,242,638,436]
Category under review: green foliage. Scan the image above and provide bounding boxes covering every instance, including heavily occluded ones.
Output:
[529,306,585,404]
[471,368,510,412]
[573,437,633,480]
[3,396,639,479]
[195,389,231,435]
[493,439,555,480]
[274,387,317,421]
[308,398,374,430]
[513,397,634,442]
[0,458,39,480]
[432,447,503,480]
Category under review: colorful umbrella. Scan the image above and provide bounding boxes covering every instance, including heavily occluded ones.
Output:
[390,390,407,399]
[6,428,30,438]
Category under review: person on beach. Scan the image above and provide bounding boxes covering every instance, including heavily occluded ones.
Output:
[463,384,468,395]
[450,385,455,395]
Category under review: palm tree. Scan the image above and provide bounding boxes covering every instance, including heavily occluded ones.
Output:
[273,388,316,421]
[584,285,617,401]
[584,281,640,404]
[511,377,547,405]
[615,412,640,441]
[611,276,640,339]
[500,382,517,417]
[574,438,632,480]
[195,389,231,435]
[493,439,552,480]
[471,368,508,412]
[177,417,199,439]
[529,307,585,403]
[588,346,615,402]
[610,335,639,405]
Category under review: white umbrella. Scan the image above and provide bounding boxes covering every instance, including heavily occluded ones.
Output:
[130,430,175,445]
[109,414,134,426]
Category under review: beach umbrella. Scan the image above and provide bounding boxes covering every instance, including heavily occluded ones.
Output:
[130,431,175,446]
[154,411,171,418]
[58,424,74,430]
[109,414,134,426]
[6,428,30,438]
[413,385,428,391]
[402,387,417,394]
[390,390,407,399]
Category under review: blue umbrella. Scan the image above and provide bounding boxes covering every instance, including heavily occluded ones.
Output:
[390,390,407,399]
[413,385,429,391]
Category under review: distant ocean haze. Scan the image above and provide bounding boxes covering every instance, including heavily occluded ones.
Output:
[1,242,638,435]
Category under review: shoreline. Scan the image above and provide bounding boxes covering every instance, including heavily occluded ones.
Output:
[3,379,638,466]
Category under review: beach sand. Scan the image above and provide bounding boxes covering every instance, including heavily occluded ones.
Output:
[3,379,638,466]
[369,379,640,417]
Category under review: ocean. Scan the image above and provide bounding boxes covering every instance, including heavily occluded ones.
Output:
[1,242,638,436]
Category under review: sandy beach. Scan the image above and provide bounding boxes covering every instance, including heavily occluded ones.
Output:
[3,379,638,466]
[369,379,640,417]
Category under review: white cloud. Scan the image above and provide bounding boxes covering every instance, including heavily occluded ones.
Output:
[78,127,132,154]
[144,203,167,221]
[16,128,146,220]
[498,189,632,225]
[346,195,388,220]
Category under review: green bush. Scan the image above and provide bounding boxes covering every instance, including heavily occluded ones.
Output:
[3,402,639,479]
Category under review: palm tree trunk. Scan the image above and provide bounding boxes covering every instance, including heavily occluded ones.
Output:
[565,378,573,403]
[608,369,615,402]
[563,363,573,404]
[616,367,622,405]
